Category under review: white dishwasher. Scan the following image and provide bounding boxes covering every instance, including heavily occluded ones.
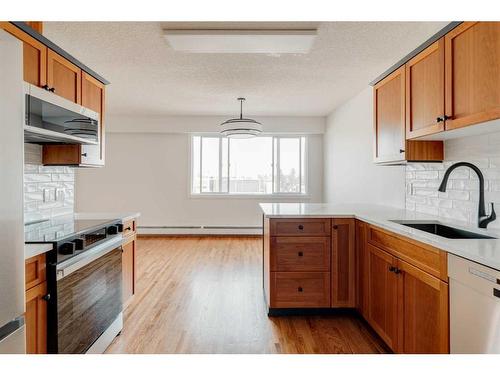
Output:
[449,254,500,353]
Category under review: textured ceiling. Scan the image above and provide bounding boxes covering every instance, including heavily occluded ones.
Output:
[43,21,448,117]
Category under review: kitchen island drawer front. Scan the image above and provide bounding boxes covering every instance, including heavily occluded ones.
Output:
[270,218,331,237]
[271,236,331,272]
[25,254,46,290]
[367,224,447,281]
[270,272,331,308]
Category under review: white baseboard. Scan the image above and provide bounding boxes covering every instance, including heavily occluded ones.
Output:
[137,225,262,236]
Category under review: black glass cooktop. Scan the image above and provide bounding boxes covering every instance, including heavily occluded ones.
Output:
[25,215,118,243]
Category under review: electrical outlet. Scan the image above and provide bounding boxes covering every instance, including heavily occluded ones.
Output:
[43,188,51,202]
[56,189,65,202]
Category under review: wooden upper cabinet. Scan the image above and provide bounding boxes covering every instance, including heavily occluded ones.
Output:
[47,49,82,104]
[25,21,43,34]
[81,72,106,165]
[373,66,406,163]
[0,22,47,87]
[406,38,445,139]
[445,22,500,130]
[331,219,356,308]
[396,259,449,354]
[367,243,399,350]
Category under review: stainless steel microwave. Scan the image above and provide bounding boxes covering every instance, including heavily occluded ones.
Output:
[24,83,100,145]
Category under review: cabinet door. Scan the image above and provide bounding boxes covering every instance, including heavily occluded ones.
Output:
[81,72,106,166]
[25,281,47,354]
[397,259,449,354]
[122,235,137,307]
[355,220,369,319]
[47,49,81,104]
[331,219,355,307]
[406,38,445,139]
[0,22,47,87]
[373,66,406,163]
[445,22,500,130]
[367,243,399,350]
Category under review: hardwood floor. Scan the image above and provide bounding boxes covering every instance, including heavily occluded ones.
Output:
[106,236,389,354]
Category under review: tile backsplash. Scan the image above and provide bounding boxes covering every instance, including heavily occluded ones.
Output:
[405,131,500,229]
[24,144,75,224]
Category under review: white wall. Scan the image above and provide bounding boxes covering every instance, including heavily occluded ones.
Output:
[323,87,405,207]
[76,116,324,233]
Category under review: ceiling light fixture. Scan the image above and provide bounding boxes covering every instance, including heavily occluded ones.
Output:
[220,98,262,138]
[163,29,317,54]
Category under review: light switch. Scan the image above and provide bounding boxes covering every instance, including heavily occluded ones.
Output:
[43,188,51,202]
[56,189,65,202]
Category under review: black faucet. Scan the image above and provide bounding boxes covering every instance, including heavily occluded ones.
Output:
[438,162,496,228]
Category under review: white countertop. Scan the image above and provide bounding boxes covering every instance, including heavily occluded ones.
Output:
[74,212,141,223]
[260,203,500,271]
[25,243,54,259]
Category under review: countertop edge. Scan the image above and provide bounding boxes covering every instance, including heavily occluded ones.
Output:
[260,204,500,271]
[74,212,141,222]
[25,243,53,260]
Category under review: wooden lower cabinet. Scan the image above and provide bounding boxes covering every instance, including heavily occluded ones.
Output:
[25,281,47,354]
[122,233,137,307]
[270,236,330,272]
[365,240,449,353]
[331,219,356,307]
[397,259,449,353]
[263,217,450,353]
[366,243,399,349]
[25,254,48,354]
[270,272,330,308]
[355,220,369,319]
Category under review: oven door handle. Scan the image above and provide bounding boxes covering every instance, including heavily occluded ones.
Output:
[56,236,123,280]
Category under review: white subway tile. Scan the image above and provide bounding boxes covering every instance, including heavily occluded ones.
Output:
[438,207,469,223]
[414,188,439,197]
[24,173,52,183]
[446,190,470,201]
[415,171,439,179]
[415,205,439,215]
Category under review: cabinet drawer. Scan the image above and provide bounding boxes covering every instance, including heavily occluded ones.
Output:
[123,219,136,237]
[25,254,46,290]
[270,272,330,308]
[270,218,331,237]
[270,237,330,272]
[367,224,447,281]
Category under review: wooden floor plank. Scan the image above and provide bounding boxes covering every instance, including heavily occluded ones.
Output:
[106,236,389,354]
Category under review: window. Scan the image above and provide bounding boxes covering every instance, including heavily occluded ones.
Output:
[191,135,307,195]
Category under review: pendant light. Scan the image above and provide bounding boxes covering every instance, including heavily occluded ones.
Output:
[220,98,263,138]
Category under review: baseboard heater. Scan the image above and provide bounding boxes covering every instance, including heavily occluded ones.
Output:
[138,225,263,235]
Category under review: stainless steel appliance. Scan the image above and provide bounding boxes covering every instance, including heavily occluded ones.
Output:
[23,82,100,145]
[0,30,26,354]
[449,254,500,353]
[26,218,124,353]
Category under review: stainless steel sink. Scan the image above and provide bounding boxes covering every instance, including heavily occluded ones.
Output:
[390,220,496,239]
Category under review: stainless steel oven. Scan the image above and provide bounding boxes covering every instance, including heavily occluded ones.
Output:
[23,82,100,145]
[47,235,123,354]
